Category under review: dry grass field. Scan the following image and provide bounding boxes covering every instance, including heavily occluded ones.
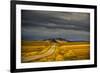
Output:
[21,40,90,63]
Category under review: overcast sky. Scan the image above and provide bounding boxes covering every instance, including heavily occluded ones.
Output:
[21,10,90,41]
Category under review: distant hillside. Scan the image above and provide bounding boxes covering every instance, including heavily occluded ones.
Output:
[42,38,70,43]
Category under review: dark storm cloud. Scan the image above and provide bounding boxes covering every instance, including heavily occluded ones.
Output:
[21,10,90,41]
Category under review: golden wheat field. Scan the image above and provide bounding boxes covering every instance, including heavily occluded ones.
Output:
[21,40,90,63]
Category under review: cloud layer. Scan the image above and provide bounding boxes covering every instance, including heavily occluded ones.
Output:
[21,10,90,41]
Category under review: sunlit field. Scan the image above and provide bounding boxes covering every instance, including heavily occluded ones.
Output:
[21,40,90,63]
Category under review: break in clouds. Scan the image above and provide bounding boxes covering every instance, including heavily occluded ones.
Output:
[21,10,90,41]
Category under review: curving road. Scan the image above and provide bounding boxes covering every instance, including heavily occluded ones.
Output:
[23,43,56,62]
[22,44,89,62]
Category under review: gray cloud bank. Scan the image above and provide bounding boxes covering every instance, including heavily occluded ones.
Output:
[21,10,90,41]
